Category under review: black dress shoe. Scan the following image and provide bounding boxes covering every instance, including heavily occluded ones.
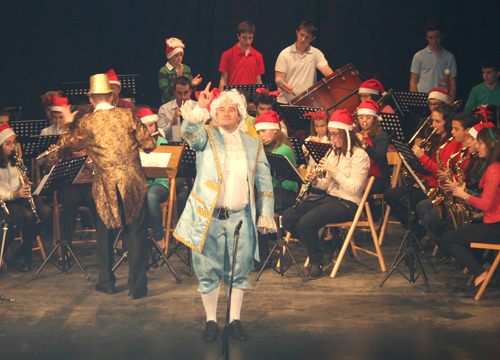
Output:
[229,320,246,341]
[17,258,32,273]
[95,283,115,294]
[203,321,219,342]
[308,264,323,278]
[129,288,148,300]
[436,253,453,264]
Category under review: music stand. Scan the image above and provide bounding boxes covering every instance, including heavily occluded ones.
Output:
[380,113,406,141]
[379,139,435,292]
[304,141,333,164]
[10,120,50,139]
[391,92,429,115]
[255,152,307,282]
[21,135,60,159]
[61,81,90,105]
[32,156,90,280]
[224,84,270,93]
[280,105,320,133]
[288,137,307,166]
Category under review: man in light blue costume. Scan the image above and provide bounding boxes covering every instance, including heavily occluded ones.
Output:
[173,83,276,342]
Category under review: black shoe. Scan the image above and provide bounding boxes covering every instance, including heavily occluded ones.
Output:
[308,263,323,278]
[203,321,219,342]
[17,257,31,273]
[229,320,246,341]
[455,260,466,270]
[129,288,148,300]
[436,253,453,264]
[95,283,115,294]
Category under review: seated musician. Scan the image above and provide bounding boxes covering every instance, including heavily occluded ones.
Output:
[282,110,369,278]
[136,108,170,249]
[159,37,202,104]
[430,120,490,264]
[441,127,500,292]
[384,103,459,240]
[0,108,10,126]
[254,111,298,269]
[40,90,63,131]
[412,105,463,247]
[42,104,96,248]
[299,110,329,171]
[40,96,70,136]
[357,79,394,113]
[106,69,135,109]
[464,56,500,111]
[0,124,52,272]
[355,100,391,222]
[249,89,288,136]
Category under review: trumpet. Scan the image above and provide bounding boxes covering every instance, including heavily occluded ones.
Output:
[36,145,60,160]
[14,148,42,223]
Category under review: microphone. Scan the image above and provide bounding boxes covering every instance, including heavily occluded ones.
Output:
[234,220,243,236]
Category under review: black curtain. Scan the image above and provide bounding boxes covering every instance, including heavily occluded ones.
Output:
[1,0,499,118]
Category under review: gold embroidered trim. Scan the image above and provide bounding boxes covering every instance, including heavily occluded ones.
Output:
[197,208,210,218]
[179,129,199,139]
[173,232,202,253]
[190,192,205,205]
[258,192,274,198]
[204,180,220,192]
[252,138,263,185]
[205,125,218,130]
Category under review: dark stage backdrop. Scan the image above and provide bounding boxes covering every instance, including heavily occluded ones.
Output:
[1,0,499,119]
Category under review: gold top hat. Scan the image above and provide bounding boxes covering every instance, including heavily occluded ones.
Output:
[87,74,113,96]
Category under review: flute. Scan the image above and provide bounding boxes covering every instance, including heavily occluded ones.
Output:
[36,145,60,160]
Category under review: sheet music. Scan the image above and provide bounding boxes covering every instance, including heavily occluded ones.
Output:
[140,152,171,168]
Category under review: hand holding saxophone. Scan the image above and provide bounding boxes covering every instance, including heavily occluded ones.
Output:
[451,183,467,199]
[444,177,459,192]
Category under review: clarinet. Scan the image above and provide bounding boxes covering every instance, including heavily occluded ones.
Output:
[14,149,42,223]
[293,147,333,209]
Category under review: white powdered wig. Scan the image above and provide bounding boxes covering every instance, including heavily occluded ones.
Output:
[209,89,249,133]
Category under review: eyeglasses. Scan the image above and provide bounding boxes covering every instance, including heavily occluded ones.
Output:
[428,102,441,107]
[329,132,341,137]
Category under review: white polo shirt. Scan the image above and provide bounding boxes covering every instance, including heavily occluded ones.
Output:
[275,43,329,104]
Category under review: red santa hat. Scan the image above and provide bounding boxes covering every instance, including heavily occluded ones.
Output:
[303,111,328,120]
[358,79,385,96]
[428,69,452,104]
[166,38,185,59]
[328,109,355,158]
[255,111,281,131]
[469,122,495,140]
[49,96,69,112]
[137,108,158,124]
[0,124,16,146]
[105,69,121,87]
[357,100,380,117]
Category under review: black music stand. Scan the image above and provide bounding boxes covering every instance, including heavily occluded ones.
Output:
[224,84,270,93]
[288,137,307,166]
[380,113,406,141]
[391,92,429,115]
[32,156,90,280]
[255,152,307,282]
[379,139,435,292]
[61,81,90,105]
[280,105,320,133]
[21,135,60,159]
[10,120,50,139]
[304,141,333,164]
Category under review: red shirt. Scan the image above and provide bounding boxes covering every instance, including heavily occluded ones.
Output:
[468,163,500,223]
[418,139,462,187]
[219,43,265,85]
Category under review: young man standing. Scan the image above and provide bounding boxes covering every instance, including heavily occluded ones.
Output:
[464,56,500,111]
[219,21,265,91]
[157,77,197,142]
[410,20,457,102]
[275,21,333,105]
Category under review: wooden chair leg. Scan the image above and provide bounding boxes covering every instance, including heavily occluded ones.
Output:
[35,236,47,261]
[365,203,386,272]
[164,178,177,255]
[475,252,500,301]
[378,205,391,246]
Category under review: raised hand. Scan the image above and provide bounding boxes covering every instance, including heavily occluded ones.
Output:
[191,74,202,87]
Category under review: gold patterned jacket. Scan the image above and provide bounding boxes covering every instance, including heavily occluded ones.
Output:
[173,105,275,258]
[60,106,156,228]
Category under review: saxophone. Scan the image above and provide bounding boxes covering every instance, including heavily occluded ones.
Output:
[14,148,42,223]
[455,151,478,226]
[443,148,465,228]
[429,137,454,218]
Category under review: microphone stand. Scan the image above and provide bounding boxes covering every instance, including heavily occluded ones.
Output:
[220,220,243,360]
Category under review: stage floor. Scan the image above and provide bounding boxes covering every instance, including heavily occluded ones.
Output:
[1,220,499,360]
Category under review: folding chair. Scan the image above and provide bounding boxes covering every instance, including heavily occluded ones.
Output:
[377,152,402,246]
[470,243,500,301]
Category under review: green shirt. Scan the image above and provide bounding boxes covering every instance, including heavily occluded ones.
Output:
[266,143,298,193]
[158,63,194,104]
[147,137,169,189]
[464,82,500,111]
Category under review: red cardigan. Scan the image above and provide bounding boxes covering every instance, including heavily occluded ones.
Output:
[468,163,500,223]
[418,139,462,187]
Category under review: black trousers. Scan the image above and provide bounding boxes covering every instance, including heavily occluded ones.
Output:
[96,197,148,294]
[440,222,500,277]
[60,183,96,245]
[4,197,52,261]
[282,195,357,262]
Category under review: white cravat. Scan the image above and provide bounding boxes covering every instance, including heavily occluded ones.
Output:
[216,127,248,211]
